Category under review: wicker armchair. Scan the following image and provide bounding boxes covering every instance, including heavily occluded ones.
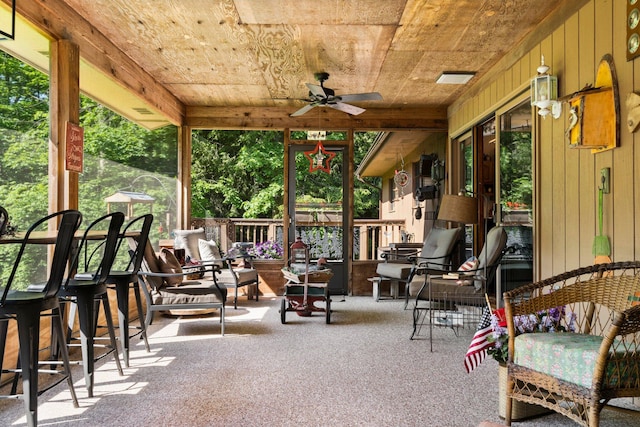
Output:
[503,261,640,427]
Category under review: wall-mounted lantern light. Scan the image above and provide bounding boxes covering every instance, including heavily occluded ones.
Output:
[531,55,561,119]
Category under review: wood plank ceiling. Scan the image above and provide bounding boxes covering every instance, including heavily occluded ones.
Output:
[33,0,573,130]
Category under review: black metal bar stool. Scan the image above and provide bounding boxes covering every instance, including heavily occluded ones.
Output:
[105,213,153,367]
[57,212,125,397]
[0,209,82,427]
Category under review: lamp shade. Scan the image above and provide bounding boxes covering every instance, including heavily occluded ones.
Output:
[437,194,478,225]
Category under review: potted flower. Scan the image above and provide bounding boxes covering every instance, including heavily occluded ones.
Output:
[250,240,286,296]
[488,306,573,419]
[250,240,284,260]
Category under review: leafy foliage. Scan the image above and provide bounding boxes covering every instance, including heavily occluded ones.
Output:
[191,130,380,219]
[0,50,381,286]
[0,52,178,286]
[500,130,532,209]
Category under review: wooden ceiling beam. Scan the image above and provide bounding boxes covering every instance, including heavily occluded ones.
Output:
[186,106,448,131]
[14,0,185,125]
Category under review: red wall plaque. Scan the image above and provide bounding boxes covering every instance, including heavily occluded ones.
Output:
[65,121,84,173]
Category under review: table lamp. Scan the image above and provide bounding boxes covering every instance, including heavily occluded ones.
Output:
[437,194,478,225]
[437,194,478,266]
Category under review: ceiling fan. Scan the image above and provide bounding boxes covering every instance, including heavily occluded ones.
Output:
[290,72,382,117]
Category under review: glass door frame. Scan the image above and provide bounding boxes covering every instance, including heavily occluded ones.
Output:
[495,91,534,306]
[283,130,353,296]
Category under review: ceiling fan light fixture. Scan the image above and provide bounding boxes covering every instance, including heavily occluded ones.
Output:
[436,72,476,85]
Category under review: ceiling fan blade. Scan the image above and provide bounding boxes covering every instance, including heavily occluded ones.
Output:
[338,92,383,103]
[290,104,317,117]
[306,83,326,98]
[329,102,366,115]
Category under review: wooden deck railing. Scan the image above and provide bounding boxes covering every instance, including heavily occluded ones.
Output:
[189,218,407,260]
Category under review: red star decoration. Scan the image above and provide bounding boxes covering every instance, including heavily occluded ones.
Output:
[304,141,336,173]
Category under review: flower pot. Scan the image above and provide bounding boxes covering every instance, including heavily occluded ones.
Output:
[498,363,550,420]
[252,259,286,296]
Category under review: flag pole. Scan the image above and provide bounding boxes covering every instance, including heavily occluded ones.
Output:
[485,293,492,312]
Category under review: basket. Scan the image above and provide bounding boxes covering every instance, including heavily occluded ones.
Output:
[281,267,333,284]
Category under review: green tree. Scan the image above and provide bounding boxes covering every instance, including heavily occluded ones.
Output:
[500,130,532,209]
[191,130,284,218]
[78,95,178,227]
[0,52,51,287]
[191,130,379,219]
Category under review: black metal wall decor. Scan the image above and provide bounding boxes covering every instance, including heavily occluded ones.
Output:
[0,0,16,40]
[415,185,437,201]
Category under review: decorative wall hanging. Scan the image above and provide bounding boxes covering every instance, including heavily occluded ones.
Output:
[626,92,640,133]
[0,0,16,40]
[65,121,84,172]
[628,0,640,61]
[393,153,410,197]
[565,54,619,153]
[304,141,335,173]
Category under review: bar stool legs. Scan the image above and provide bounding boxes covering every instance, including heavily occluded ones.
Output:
[1,305,79,427]
[113,279,149,368]
[61,285,123,398]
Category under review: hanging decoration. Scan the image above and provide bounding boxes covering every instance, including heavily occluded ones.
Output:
[414,199,423,220]
[393,154,410,196]
[304,141,336,173]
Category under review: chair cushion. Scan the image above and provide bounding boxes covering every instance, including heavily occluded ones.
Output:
[198,239,223,267]
[157,248,183,286]
[418,277,482,300]
[173,228,206,261]
[151,281,226,305]
[376,262,412,280]
[421,227,461,267]
[216,267,258,286]
[477,226,507,270]
[513,333,640,389]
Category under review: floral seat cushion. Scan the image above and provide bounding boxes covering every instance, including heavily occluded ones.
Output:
[514,333,640,389]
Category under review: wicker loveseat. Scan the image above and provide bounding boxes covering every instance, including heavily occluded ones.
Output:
[503,261,640,427]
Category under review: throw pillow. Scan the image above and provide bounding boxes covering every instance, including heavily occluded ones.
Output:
[198,239,223,267]
[140,240,164,289]
[457,256,478,286]
[173,228,206,261]
[157,248,183,286]
[458,256,479,272]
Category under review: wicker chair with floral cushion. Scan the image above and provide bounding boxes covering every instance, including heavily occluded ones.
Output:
[503,261,640,427]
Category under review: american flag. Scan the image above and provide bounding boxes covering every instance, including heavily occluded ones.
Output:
[464,306,494,373]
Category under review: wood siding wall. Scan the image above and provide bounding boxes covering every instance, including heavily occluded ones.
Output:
[449,0,638,280]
